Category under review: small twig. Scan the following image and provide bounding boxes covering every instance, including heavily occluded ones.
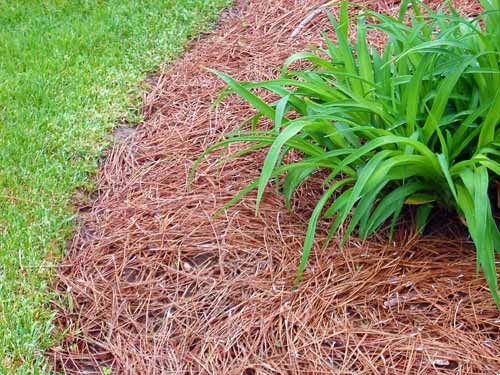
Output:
[0,194,35,204]
[290,1,337,39]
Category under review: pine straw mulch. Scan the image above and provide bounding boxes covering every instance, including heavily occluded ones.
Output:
[49,1,500,374]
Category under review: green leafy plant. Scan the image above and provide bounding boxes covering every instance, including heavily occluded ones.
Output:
[191,0,500,305]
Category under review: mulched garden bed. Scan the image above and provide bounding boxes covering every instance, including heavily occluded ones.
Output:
[50,1,499,373]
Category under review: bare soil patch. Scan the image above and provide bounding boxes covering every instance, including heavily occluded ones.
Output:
[50,1,498,374]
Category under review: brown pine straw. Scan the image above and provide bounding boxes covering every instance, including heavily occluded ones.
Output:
[49,1,498,374]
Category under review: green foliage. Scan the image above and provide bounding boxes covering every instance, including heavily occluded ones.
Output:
[194,1,500,305]
[0,0,229,373]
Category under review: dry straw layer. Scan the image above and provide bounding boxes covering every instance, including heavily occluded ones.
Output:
[50,1,498,374]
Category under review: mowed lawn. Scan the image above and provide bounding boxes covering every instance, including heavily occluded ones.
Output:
[0,1,229,373]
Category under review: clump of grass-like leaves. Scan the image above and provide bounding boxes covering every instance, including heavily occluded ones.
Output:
[192,0,500,305]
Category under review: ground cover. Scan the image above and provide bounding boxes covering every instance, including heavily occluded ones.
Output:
[51,1,500,374]
[0,1,229,373]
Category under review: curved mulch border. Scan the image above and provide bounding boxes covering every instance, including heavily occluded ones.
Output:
[50,1,499,374]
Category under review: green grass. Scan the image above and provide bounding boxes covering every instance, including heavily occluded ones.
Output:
[194,0,500,305]
[0,0,229,373]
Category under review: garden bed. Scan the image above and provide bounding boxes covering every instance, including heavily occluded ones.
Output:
[50,1,499,373]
